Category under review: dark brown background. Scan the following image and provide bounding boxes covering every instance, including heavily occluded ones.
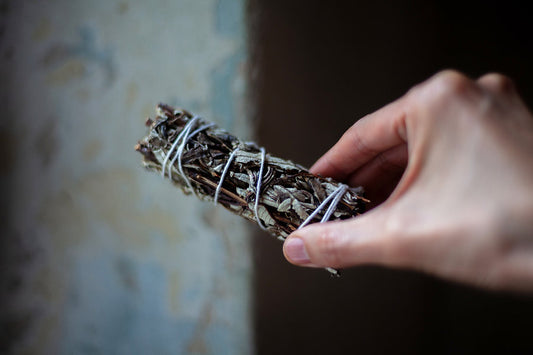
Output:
[249,1,533,354]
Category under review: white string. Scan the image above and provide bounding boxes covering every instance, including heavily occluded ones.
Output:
[189,122,216,138]
[162,117,213,194]
[168,121,199,180]
[298,184,348,230]
[214,147,240,205]
[319,184,348,223]
[171,123,213,192]
[161,116,199,178]
[254,147,268,230]
[297,183,348,277]
[169,122,215,177]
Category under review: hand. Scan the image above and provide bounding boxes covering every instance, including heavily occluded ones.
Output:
[283,70,533,292]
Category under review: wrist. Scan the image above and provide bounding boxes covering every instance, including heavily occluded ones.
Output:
[489,200,533,292]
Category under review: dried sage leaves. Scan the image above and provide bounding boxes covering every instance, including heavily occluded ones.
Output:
[135,104,367,266]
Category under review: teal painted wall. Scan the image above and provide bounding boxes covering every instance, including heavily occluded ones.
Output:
[0,0,252,354]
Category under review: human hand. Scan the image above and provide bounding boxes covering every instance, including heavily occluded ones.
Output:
[283,70,533,292]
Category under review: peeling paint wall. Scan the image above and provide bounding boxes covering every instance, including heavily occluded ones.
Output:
[0,0,252,354]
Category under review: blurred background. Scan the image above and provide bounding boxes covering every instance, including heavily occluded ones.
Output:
[1,0,252,354]
[2,0,533,354]
[250,1,533,354]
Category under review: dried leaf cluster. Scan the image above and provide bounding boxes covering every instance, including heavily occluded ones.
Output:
[135,104,367,241]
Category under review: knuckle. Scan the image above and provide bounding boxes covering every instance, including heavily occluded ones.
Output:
[432,70,474,98]
[478,73,515,93]
[407,70,478,114]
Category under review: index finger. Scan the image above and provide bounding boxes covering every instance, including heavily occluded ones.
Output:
[309,97,408,181]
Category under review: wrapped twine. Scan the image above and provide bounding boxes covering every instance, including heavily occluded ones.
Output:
[135,104,367,275]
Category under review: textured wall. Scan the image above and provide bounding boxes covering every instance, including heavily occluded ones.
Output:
[0,0,252,354]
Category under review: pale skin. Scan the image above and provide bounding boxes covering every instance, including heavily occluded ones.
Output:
[283,70,533,292]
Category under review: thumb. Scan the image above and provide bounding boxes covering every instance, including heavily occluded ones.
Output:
[283,209,395,269]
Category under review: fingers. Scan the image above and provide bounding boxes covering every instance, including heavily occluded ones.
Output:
[283,208,394,269]
[309,98,408,181]
[311,71,517,181]
[309,69,495,183]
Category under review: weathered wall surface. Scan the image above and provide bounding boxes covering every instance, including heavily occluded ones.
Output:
[0,1,252,354]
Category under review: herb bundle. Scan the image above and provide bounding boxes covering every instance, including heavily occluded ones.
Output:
[135,104,367,272]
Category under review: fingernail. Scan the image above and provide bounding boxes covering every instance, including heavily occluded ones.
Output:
[284,237,311,264]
